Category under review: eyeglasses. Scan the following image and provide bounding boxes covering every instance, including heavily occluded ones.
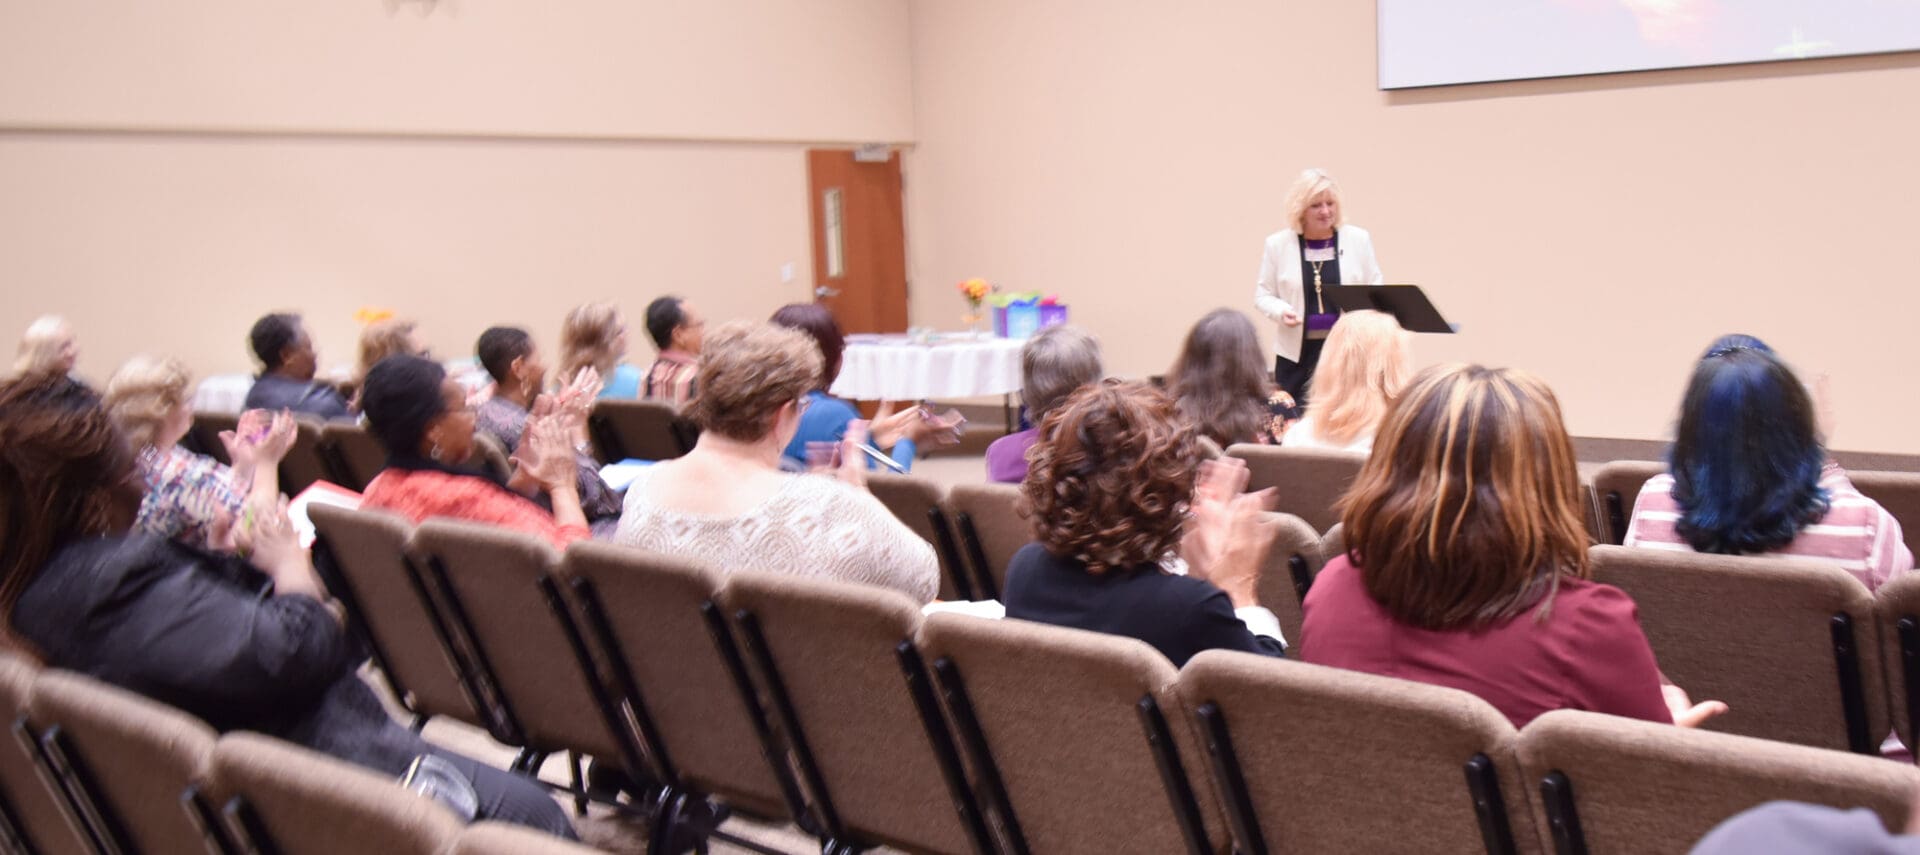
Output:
[795,394,813,415]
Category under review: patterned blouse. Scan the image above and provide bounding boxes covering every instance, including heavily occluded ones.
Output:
[135,445,249,551]
[614,468,939,603]
[642,351,700,408]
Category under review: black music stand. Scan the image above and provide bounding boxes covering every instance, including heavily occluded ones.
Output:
[1323,284,1455,333]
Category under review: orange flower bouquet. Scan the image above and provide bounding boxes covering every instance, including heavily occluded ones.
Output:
[957,278,994,334]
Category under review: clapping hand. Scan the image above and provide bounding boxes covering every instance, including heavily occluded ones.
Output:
[836,420,872,489]
[513,412,578,493]
[1181,458,1279,607]
[221,410,297,471]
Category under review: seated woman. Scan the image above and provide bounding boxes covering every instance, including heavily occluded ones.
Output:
[0,373,575,837]
[1001,380,1287,667]
[12,314,80,381]
[359,354,590,550]
[1302,363,1725,729]
[474,326,622,534]
[560,301,643,400]
[1168,309,1299,449]
[987,324,1104,483]
[1281,309,1409,453]
[614,321,939,603]
[347,317,429,406]
[769,303,955,473]
[103,355,296,551]
[1625,335,1912,590]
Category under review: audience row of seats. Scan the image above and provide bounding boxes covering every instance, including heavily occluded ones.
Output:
[1590,459,1920,554]
[183,412,512,495]
[309,505,1920,855]
[0,653,595,855]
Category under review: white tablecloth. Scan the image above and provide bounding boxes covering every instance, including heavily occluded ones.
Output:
[830,334,1024,401]
[193,374,256,414]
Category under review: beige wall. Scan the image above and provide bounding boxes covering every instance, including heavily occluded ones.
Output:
[904,0,1920,452]
[0,0,913,382]
[9,0,1920,451]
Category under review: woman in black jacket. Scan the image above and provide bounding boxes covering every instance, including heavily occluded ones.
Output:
[1001,380,1288,666]
[0,372,574,838]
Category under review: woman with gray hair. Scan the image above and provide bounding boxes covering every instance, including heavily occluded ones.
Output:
[986,324,1104,483]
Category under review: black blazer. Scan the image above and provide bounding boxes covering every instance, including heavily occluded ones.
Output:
[15,535,429,777]
[1001,542,1286,668]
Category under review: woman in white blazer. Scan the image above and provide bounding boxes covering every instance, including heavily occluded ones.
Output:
[1254,168,1384,404]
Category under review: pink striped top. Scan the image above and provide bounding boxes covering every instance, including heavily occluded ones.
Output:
[1623,464,1913,591]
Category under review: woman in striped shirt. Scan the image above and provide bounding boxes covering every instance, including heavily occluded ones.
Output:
[1624,335,1912,590]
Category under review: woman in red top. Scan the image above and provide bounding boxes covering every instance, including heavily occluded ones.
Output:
[1301,363,1725,729]
[358,355,589,549]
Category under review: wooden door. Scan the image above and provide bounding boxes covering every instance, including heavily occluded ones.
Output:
[807,149,908,334]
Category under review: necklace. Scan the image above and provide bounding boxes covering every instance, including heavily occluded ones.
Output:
[1310,259,1326,313]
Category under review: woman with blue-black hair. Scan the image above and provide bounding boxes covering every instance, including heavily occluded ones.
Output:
[1624,335,1912,590]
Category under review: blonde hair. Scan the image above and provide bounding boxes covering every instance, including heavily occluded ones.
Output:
[356,318,421,383]
[104,354,193,451]
[685,321,822,442]
[13,315,74,376]
[1282,168,1346,234]
[1337,364,1589,629]
[1306,310,1410,446]
[559,302,626,382]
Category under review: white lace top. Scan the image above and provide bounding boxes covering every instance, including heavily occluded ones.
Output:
[614,468,939,603]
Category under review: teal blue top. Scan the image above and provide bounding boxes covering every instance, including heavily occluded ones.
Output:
[780,390,917,472]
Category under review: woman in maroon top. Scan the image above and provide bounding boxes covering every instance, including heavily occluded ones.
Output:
[1301,364,1726,729]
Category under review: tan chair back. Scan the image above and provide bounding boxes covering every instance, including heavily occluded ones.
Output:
[470,432,514,484]
[559,542,802,821]
[322,422,389,492]
[1253,513,1324,655]
[1179,652,1536,854]
[279,417,337,495]
[308,504,486,731]
[190,411,241,465]
[1224,444,1367,533]
[1590,460,1664,545]
[1590,545,1886,752]
[1516,709,1920,854]
[718,572,990,854]
[205,732,463,855]
[945,482,1029,600]
[26,671,227,854]
[0,653,93,854]
[409,521,637,768]
[587,399,691,463]
[917,613,1229,855]
[1873,571,1920,750]
[1851,470,1920,561]
[866,473,969,601]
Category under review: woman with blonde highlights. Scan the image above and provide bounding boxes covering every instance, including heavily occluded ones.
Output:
[1254,168,1385,404]
[1002,381,1286,667]
[1282,309,1410,452]
[103,355,294,551]
[1301,364,1725,728]
[559,302,642,399]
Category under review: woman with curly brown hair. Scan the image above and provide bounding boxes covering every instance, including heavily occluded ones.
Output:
[1001,380,1286,667]
[1301,363,1725,729]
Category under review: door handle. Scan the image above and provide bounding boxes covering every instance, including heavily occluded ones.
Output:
[815,286,842,298]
